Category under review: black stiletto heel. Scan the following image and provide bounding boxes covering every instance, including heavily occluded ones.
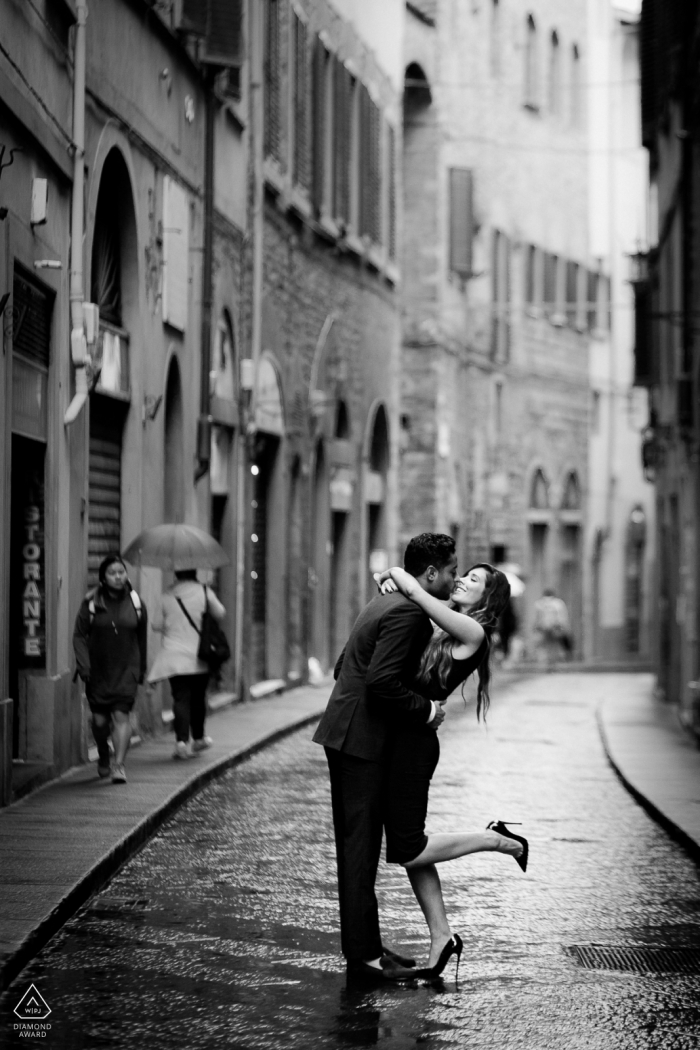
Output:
[487,820,529,872]
[415,934,463,981]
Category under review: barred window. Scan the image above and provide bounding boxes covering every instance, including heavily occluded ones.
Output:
[264,0,282,163]
[543,252,559,314]
[491,229,511,361]
[525,244,539,305]
[292,10,310,189]
[587,270,599,331]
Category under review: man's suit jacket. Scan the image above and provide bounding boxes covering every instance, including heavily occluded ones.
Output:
[312,591,433,763]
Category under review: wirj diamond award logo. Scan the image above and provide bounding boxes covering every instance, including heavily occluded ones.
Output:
[13,984,52,1039]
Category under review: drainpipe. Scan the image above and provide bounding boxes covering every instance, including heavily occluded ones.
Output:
[64,0,88,426]
[195,73,216,480]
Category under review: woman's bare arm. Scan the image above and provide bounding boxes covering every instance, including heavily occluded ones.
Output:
[378,567,484,648]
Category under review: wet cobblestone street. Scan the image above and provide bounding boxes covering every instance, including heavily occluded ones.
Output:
[3,673,700,1049]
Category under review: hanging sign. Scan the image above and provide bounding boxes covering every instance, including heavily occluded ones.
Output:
[19,476,46,666]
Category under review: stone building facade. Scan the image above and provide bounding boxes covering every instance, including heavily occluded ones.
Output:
[637,0,700,736]
[400,0,594,650]
[0,0,403,804]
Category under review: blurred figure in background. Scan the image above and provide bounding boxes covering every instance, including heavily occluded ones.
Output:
[148,569,226,759]
[496,596,519,667]
[73,555,148,785]
[533,588,570,669]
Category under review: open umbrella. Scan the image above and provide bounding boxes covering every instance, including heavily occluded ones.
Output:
[122,523,229,572]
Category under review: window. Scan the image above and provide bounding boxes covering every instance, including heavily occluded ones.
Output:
[387,122,397,260]
[333,57,352,225]
[570,45,582,127]
[524,15,538,109]
[587,270,599,331]
[543,252,559,316]
[491,229,511,361]
[359,84,381,244]
[214,312,236,402]
[292,10,310,190]
[548,31,561,116]
[490,0,501,78]
[565,260,578,326]
[530,468,549,510]
[264,0,282,164]
[448,168,474,278]
[311,36,329,215]
[525,244,539,306]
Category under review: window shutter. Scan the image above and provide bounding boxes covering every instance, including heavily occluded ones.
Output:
[587,270,599,331]
[333,59,351,224]
[387,123,397,260]
[293,13,310,190]
[311,36,327,214]
[359,86,381,243]
[566,260,578,326]
[448,168,474,277]
[264,0,282,162]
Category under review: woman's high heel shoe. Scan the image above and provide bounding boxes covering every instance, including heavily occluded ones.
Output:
[487,820,529,873]
[414,934,463,982]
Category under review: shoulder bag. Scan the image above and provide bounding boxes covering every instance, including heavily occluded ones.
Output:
[176,585,230,671]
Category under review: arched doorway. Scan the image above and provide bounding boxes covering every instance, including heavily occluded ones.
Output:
[163,357,184,523]
[250,356,286,684]
[365,404,390,601]
[87,148,137,586]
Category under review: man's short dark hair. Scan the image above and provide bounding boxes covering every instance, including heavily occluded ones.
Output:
[404,533,456,577]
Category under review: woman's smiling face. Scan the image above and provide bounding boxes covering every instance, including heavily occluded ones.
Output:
[451,567,488,609]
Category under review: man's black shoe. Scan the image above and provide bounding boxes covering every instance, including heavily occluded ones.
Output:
[382,945,416,968]
[347,955,418,983]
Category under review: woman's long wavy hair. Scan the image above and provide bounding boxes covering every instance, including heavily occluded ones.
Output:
[417,563,511,721]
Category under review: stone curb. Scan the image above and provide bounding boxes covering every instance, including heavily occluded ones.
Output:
[596,704,700,867]
[0,709,324,994]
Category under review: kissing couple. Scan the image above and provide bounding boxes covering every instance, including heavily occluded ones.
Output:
[313,532,528,982]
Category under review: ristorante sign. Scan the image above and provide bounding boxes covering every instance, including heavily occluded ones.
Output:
[19,476,45,666]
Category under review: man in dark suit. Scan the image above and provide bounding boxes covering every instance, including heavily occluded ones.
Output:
[313,533,458,980]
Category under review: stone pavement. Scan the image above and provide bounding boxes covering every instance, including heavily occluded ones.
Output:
[1,669,699,996]
[0,679,333,992]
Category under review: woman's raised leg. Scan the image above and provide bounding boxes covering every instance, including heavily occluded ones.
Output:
[404,829,523,868]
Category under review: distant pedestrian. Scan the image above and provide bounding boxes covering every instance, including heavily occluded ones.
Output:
[73,555,148,785]
[496,596,518,664]
[533,589,570,669]
[148,569,226,759]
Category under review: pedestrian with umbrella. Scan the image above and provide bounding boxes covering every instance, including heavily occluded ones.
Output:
[123,525,228,760]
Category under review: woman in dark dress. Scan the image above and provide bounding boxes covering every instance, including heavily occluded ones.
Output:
[376,563,528,980]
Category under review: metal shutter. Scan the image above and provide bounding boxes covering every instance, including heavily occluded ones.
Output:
[12,270,52,368]
[88,399,123,587]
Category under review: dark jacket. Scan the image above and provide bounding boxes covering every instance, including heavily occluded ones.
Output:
[312,591,433,762]
[73,587,148,701]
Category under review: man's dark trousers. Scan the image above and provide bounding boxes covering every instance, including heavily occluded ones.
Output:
[325,748,385,962]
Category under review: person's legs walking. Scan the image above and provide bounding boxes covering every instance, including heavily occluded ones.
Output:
[91,710,111,776]
[169,675,192,756]
[110,708,131,783]
[189,674,211,748]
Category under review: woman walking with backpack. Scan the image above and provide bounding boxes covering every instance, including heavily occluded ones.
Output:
[73,555,148,784]
[148,569,226,759]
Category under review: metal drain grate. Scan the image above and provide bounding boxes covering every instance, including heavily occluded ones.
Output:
[566,944,700,976]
